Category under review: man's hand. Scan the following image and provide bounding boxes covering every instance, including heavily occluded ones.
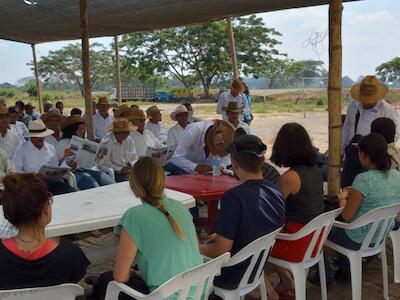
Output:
[195,164,212,174]
[63,148,74,159]
[204,233,217,244]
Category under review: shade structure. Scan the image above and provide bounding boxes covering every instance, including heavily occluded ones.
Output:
[1,0,359,45]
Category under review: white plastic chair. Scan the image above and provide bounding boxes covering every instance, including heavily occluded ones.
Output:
[389,228,400,283]
[325,204,400,300]
[96,165,116,183]
[0,283,84,300]
[213,227,283,300]
[268,207,344,300]
[105,252,230,300]
[64,171,78,190]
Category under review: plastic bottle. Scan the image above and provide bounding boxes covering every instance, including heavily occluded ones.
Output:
[212,158,221,176]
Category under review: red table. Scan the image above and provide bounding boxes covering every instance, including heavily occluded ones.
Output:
[165,174,239,232]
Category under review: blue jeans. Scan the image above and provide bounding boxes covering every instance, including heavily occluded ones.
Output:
[75,170,114,190]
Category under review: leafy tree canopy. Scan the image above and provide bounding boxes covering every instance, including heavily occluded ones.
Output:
[376,57,400,86]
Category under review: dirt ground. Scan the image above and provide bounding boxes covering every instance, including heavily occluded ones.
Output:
[79,104,400,299]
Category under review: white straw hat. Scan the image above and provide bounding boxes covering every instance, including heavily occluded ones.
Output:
[28,119,54,138]
[170,105,189,121]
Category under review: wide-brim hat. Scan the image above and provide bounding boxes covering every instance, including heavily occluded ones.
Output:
[28,119,54,138]
[0,106,9,115]
[146,105,162,118]
[107,117,135,133]
[60,115,85,132]
[170,105,189,121]
[231,79,243,90]
[114,104,131,118]
[97,96,110,106]
[222,101,244,113]
[350,75,389,105]
[41,111,64,124]
[129,109,147,121]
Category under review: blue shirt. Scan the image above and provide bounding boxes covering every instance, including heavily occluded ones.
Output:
[213,179,286,288]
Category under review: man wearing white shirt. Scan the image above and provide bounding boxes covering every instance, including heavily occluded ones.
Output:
[342,76,399,150]
[216,79,250,122]
[128,109,161,157]
[8,106,28,145]
[145,105,168,143]
[223,101,251,134]
[167,120,234,175]
[41,110,64,147]
[13,119,74,195]
[167,105,189,147]
[98,118,137,182]
[0,107,21,160]
[93,96,114,141]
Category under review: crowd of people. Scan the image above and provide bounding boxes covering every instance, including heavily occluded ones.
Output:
[0,75,399,300]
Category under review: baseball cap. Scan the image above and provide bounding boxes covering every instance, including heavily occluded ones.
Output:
[228,135,267,157]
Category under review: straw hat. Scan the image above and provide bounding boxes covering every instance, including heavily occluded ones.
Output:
[114,104,130,118]
[60,115,85,132]
[41,110,64,124]
[0,106,9,115]
[350,76,389,105]
[222,101,244,113]
[107,117,135,133]
[207,120,234,154]
[146,105,162,118]
[129,109,147,121]
[170,105,189,121]
[97,96,110,106]
[27,119,54,138]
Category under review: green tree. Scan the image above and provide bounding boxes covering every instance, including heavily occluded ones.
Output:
[263,59,304,88]
[120,16,282,96]
[376,57,400,86]
[37,43,114,96]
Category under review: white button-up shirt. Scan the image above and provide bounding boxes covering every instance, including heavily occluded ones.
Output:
[56,138,72,161]
[0,148,15,190]
[229,120,251,134]
[167,123,186,147]
[98,133,137,171]
[169,120,231,173]
[216,91,250,121]
[130,130,161,157]
[45,134,59,147]
[0,129,21,160]
[342,100,400,150]
[13,140,59,173]
[93,112,114,140]
[145,122,169,143]
[9,121,28,144]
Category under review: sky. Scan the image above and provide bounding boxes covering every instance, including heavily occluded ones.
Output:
[0,0,399,85]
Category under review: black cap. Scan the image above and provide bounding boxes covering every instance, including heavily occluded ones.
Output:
[228,135,267,157]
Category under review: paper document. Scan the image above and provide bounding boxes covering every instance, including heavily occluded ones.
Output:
[68,136,100,169]
[39,165,71,181]
[145,145,176,166]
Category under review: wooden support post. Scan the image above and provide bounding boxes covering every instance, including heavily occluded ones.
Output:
[226,17,238,79]
[80,0,94,140]
[114,35,122,105]
[31,44,43,114]
[327,0,343,197]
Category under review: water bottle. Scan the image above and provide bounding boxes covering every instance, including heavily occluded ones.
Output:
[212,159,221,176]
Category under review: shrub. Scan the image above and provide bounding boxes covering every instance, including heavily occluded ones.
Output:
[26,84,37,97]
[0,89,16,98]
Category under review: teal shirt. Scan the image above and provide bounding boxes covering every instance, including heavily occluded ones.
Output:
[346,169,400,244]
[119,197,203,298]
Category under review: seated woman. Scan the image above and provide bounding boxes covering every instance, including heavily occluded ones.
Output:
[94,157,203,300]
[326,133,400,282]
[13,119,75,195]
[166,120,234,175]
[56,115,114,190]
[266,123,324,300]
[0,173,89,289]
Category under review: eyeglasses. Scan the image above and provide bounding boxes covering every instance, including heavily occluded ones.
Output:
[48,192,54,205]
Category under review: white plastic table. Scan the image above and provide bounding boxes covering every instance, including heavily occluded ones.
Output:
[0,182,195,238]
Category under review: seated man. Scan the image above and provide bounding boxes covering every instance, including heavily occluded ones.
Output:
[13,119,75,195]
[167,105,189,147]
[24,103,40,122]
[223,102,250,134]
[0,106,21,159]
[41,110,64,147]
[145,105,169,143]
[43,101,53,113]
[93,96,114,141]
[8,106,28,144]
[56,101,67,116]
[98,118,137,182]
[129,109,162,157]
[200,135,285,294]
[371,117,400,170]
[183,102,201,123]
[167,120,234,175]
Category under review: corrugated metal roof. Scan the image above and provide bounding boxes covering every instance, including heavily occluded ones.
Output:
[0,0,360,44]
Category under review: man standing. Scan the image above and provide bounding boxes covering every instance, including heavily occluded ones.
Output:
[223,102,250,134]
[342,75,399,150]
[167,105,189,147]
[145,105,169,143]
[216,79,250,122]
[0,107,21,159]
[93,96,114,141]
